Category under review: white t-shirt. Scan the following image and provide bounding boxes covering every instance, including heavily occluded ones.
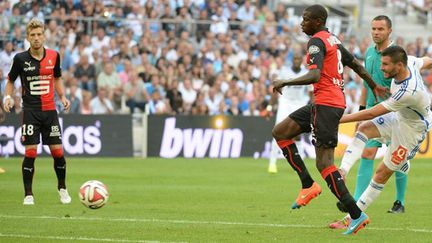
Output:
[276,65,311,105]
[382,56,432,132]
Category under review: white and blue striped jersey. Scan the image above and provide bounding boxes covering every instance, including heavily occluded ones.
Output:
[382,56,432,132]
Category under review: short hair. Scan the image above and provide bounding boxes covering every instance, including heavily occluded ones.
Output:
[26,19,44,35]
[305,4,328,24]
[372,15,392,29]
[382,45,407,66]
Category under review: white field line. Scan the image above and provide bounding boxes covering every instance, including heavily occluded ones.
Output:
[1,214,432,233]
[0,233,185,243]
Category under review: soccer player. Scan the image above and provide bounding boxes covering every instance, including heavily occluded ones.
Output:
[334,15,408,219]
[272,5,386,234]
[3,19,72,205]
[268,53,310,173]
[331,45,432,228]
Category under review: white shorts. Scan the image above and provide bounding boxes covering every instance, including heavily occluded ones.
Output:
[371,112,426,173]
[275,101,305,124]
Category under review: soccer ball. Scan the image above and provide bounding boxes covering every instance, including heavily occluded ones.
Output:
[79,180,109,209]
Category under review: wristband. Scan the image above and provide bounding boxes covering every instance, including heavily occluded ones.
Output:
[3,95,11,103]
[266,105,273,112]
[359,105,366,111]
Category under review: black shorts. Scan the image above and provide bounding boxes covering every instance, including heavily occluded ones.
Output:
[289,104,344,148]
[21,110,62,146]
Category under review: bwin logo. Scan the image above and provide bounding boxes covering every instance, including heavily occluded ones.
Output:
[160,117,243,158]
[24,61,35,72]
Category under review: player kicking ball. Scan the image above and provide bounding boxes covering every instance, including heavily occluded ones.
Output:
[330,46,432,229]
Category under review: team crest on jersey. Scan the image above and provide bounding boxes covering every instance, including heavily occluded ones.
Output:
[308,45,320,55]
[46,59,54,69]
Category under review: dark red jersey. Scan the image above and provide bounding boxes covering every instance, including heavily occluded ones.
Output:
[8,48,61,111]
[306,30,354,109]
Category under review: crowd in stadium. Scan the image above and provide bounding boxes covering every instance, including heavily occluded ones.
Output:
[0,0,432,116]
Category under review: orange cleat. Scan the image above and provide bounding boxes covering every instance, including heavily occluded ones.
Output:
[291,182,322,209]
[329,216,351,229]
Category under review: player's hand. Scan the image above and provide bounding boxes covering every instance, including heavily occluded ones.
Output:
[372,85,389,102]
[61,96,70,111]
[3,96,13,113]
[272,79,285,95]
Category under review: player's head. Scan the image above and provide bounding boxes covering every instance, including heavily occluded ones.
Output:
[26,19,45,50]
[380,45,408,79]
[292,53,303,69]
[371,15,392,45]
[301,5,328,35]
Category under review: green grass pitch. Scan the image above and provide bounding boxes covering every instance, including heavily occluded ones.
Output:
[1,157,432,242]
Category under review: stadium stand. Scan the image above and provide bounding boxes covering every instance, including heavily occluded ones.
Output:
[0,0,431,118]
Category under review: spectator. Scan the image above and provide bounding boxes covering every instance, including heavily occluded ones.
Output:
[0,41,16,75]
[90,87,113,114]
[124,70,149,114]
[97,62,123,110]
[74,54,96,95]
[166,79,183,114]
[148,90,170,114]
[67,83,81,114]
[178,78,197,113]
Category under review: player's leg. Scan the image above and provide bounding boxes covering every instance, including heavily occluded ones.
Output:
[336,142,378,214]
[268,102,296,173]
[43,111,71,204]
[339,121,382,176]
[354,142,379,201]
[313,105,366,222]
[21,111,42,205]
[389,171,407,213]
[356,161,394,212]
[268,139,279,173]
[272,104,318,208]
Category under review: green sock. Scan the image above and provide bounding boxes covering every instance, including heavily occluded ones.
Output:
[395,171,407,205]
[353,158,374,201]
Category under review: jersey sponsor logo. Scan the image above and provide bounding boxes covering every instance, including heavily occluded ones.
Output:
[29,79,50,95]
[391,145,408,165]
[24,61,36,72]
[308,45,320,55]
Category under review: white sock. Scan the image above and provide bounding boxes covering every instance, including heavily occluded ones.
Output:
[339,132,368,176]
[356,179,384,212]
[269,139,278,167]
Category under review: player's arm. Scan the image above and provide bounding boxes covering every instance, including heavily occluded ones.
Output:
[420,56,432,71]
[272,38,324,94]
[3,55,21,113]
[53,52,70,111]
[340,103,390,123]
[359,86,367,109]
[341,46,388,101]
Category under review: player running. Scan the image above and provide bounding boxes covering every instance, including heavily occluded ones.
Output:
[272,4,387,235]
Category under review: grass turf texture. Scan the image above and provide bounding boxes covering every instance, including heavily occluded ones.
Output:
[1,157,432,242]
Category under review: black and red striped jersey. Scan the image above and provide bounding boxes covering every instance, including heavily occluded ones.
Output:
[8,48,61,111]
[306,30,354,109]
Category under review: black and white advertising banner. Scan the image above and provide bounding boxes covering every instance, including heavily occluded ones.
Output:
[0,114,133,157]
[148,116,275,158]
